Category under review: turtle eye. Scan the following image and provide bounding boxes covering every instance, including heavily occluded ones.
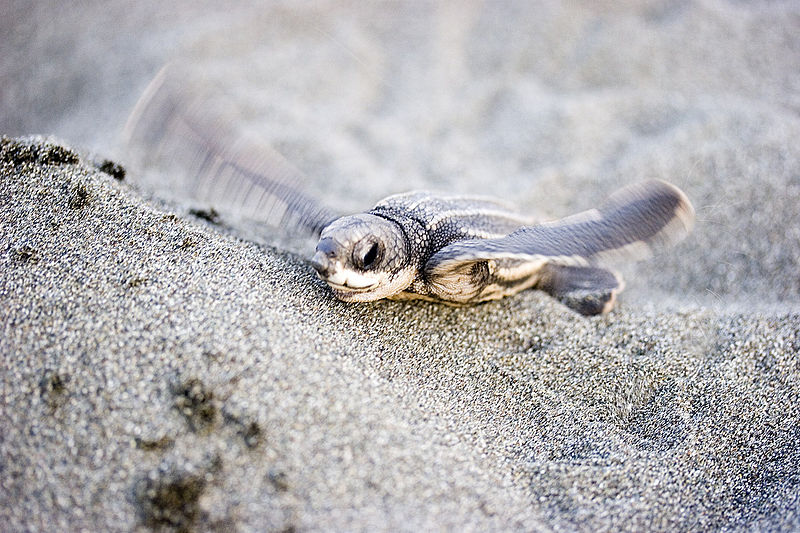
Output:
[353,239,382,270]
[362,242,379,268]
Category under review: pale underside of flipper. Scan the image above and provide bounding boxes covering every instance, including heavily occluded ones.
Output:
[123,63,337,236]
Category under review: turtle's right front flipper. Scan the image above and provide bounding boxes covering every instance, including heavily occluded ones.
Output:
[424,180,694,311]
[123,63,338,236]
[427,180,694,271]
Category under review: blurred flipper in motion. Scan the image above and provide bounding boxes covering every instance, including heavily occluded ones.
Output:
[123,63,338,236]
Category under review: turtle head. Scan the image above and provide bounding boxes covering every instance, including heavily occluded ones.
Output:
[310,214,414,302]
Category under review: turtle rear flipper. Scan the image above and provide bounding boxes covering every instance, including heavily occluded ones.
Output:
[536,265,623,316]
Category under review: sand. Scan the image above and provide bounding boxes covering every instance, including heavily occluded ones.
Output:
[2,1,799,531]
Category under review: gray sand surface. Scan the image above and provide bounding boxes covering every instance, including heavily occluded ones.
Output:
[2,2,799,531]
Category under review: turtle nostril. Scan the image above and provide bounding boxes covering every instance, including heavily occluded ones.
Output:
[310,251,330,277]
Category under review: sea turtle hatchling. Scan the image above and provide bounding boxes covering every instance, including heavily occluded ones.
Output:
[124,65,694,315]
[311,182,693,315]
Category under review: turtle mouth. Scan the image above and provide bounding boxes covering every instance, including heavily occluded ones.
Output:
[325,279,377,293]
[310,251,379,294]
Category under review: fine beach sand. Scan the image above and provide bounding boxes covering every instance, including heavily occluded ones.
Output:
[2,2,799,531]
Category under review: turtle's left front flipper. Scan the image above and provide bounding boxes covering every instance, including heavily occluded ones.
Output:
[424,180,694,312]
[123,63,338,236]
